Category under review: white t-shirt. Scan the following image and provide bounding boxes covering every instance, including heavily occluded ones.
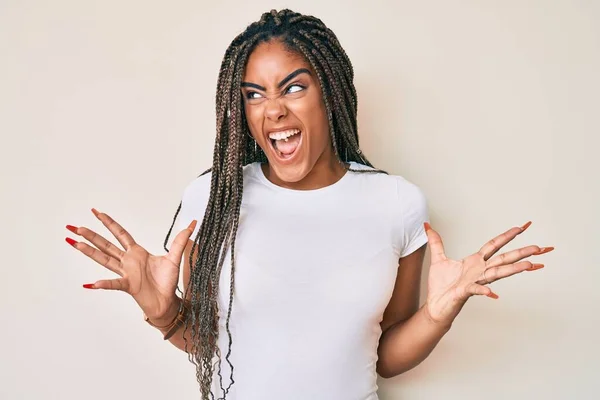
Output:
[174,161,429,400]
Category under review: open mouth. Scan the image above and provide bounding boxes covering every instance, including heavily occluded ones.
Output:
[268,129,302,161]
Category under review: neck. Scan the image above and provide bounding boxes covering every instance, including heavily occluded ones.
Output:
[262,151,349,191]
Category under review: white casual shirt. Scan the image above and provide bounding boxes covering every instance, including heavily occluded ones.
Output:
[174,161,429,400]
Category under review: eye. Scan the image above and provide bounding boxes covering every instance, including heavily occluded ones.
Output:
[286,84,305,94]
[245,91,263,100]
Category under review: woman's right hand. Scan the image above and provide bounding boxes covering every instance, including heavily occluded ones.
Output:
[65,208,197,325]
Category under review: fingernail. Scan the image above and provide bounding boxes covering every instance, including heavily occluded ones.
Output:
[424,222,431,231]
[188,219,197,231]
[65,237,78,247]
[519,221,532,233]
[91,208,100,217]
[526,263,545,271]
[66,224,78,234]
[83,283,95,289]
[533,247,555,255]
[487,292,499,299]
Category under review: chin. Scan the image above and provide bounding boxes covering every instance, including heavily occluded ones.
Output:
[268,157,312,183]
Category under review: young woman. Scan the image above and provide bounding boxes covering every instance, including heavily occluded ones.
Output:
[64,9,553,400]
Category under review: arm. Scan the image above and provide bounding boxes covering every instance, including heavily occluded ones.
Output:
[376,220,546,378]
[154,174,214,351]
[150,239,197,352]
[376,243,452,378]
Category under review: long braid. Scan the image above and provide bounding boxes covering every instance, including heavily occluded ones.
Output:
[295,37,352,158]
[297,30,362,160]
[163,9,387,399]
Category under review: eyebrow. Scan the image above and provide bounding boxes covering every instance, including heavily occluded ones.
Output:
[241,68,311,91]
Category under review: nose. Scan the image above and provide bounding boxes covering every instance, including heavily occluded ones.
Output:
[264,98,287,121]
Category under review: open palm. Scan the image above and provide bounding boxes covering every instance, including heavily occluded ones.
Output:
[423,221,553,325]
[65,208,196,322]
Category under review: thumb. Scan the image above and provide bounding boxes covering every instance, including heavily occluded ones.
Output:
[166,220,197,265]
[424,222,446,264]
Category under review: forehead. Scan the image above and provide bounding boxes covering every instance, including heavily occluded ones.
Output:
[243,40,311,82]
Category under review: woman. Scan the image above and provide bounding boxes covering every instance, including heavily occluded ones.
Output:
[64,9,553,399]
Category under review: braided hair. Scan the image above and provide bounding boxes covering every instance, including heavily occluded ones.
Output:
[163,9,387,399]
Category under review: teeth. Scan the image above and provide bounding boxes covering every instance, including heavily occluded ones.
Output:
[269,129,300,141]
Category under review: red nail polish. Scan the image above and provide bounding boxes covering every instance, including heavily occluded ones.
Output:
[526,263,545,271]
[65,237,78,247]
[534,247,555,255]
[66,225,78,234]
[519,221,532,232]
[83,283,95,289]
[487,292,499,299]
[424,222,431,231]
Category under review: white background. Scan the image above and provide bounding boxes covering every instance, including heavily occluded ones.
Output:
[1,0,598,399]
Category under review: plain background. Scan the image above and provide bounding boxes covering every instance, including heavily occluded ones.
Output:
[1,0,598,399]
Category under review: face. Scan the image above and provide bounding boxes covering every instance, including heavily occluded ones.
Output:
[241,39,339,186]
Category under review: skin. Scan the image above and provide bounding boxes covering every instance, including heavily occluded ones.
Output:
[241,39,348,190]
[65,38,555,380]
[377,223,553,377]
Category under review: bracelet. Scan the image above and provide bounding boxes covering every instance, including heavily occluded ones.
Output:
[163,301,190,341]
[143,299,191,340]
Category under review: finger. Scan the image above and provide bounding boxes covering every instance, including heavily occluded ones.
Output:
[478,221,531,261]
[67,238,123,275]
[67,225,125,260]
[88,278,128,291]
[92,208,136,250]
[486,245,548,269]
[424,222,447,264]
[466,283,499,299]
[165,220,197,266]
[479,261,544,284]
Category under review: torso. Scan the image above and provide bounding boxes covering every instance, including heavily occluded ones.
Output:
[178,161,427,399]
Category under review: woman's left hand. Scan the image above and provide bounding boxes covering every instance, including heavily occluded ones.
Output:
[423,221,554,326]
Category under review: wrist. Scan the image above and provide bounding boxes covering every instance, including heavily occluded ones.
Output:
[145,297,182,329]
[421,303,454,332]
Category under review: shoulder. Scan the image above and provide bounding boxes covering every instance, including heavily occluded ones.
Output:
[181,169,212,204]
[393,175,427,207]
[181,163,259,201]
[347,162,426,203]
[348,163,428,254]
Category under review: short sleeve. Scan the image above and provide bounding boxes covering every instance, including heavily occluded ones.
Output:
[172,171,212,240]
[393,176,429,258]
